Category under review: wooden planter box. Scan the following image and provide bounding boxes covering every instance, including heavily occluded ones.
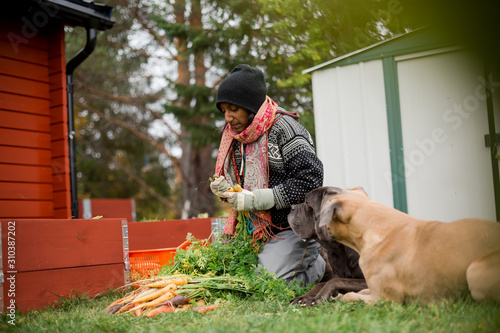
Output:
[0,217,216,313]
[0,218,128,314]
[127,218,214,250]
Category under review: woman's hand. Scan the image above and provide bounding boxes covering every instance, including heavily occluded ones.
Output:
[210,175,232,197]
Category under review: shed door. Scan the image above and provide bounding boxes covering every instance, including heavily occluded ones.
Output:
[397,49,497,221]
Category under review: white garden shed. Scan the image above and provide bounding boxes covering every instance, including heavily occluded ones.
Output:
[305,27,500,222]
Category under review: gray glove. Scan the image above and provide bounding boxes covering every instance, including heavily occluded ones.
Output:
[225,188,275,211]
[210,175,232,197]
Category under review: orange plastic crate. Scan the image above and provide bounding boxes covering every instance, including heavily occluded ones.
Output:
[129,240,192,279]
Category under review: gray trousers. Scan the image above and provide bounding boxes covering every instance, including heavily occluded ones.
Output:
[258,230,325,285]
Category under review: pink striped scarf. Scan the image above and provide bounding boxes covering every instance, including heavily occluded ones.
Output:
[215,96,278,238]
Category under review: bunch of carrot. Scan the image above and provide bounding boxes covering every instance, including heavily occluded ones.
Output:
[104,274,248,318]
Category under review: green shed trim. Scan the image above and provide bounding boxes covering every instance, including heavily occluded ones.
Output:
[484,62,500,222]
[382,57,408,213]
[304,27,456,74]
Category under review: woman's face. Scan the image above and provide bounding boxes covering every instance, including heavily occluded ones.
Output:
[220,103,251,134]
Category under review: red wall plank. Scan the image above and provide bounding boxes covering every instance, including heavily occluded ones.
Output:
[0,110,50,132]
[0,201,53,218]
[0,22,49,51]
[0,128,51,149]
[47,26,65,75]
[50,138,67,158]
[0,39,48,66]
[52,169,70,192]
[3,264,125,313]
[0,146,51,165]
[0,164,52,183]
[0,182,53,200]
[52,190,70,209]
[0,219,125,272]
[127,218,213,250]
[53,207,71,219]
[0,92,50,115]
[48,71,64,87]
[50,156,69,175]
[49,105,66,122]
[47,25,64,59]
[48,57,65,77]
[0,74,49,99]
[48,87,65,107]
[0,56,48,82]
[50,122,67,141]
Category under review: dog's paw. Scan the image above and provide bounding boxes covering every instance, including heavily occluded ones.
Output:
[298,296,330,307]
[332,292,344,301]
[290,296,307,305]
[291,296,320,307]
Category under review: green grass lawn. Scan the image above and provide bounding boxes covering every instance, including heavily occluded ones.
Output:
[2,292,499,333]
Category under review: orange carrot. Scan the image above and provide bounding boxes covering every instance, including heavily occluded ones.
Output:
[145,305,175,318]
[104,296,125,311]
[134,303,143,317]
[104,292,136,311]
[192,304,219,313]
[146,277,188,288]
[127,291,176,313]
[132,284,176,303]
[115,302,135,314]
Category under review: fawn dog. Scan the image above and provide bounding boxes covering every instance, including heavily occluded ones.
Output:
[317,187,500,304]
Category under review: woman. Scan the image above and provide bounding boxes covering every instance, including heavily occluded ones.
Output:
[210,64,325,285]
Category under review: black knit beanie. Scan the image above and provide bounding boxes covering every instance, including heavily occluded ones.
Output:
[216,64,267,115]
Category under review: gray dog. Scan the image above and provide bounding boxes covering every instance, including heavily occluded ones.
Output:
[288,186,367,306]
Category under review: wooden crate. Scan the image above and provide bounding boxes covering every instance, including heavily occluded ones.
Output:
[0,218,128,313]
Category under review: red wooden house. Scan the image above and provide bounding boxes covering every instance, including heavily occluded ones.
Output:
[0,0,114,219]
[0,2,215,313]
[0,0,118,313]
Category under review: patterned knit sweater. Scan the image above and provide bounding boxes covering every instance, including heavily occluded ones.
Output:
[233,113,324,233]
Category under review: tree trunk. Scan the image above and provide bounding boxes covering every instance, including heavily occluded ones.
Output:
[176,0,216,218]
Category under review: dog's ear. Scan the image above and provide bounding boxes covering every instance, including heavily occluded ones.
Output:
[306,186,342,212]
[318,199,342,228]
[353,187,368,196]
[288,204,315,239]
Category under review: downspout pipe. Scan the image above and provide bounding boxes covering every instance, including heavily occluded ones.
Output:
[66,26,97,219]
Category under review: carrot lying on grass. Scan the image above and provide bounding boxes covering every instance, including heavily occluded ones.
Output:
[129,288,155,303]
[132,284,177,303]
[134,303,143,317]
[104,304,123,314]
[157,295,187,308]
[116,291,143,305]
[145,305,175,318]
[141,291,176,309]
[104,294,130,311]
[146,276,189,288]
[115,302,135,315]
[192,304,219,313]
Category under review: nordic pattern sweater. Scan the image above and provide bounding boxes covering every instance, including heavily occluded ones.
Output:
[233,113,324,232]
